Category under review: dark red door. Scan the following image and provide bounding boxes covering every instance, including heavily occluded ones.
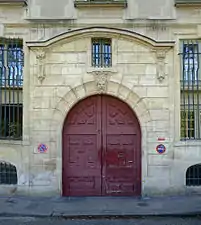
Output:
[62,95,141,196]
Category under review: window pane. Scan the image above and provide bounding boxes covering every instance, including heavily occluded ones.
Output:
[183,44,199,81]
[180,111,195,139]
[0,45,6,86]
[0,38,23,140]
[186,164,201,186]
[180,41,201,140]
[0,104,23,139]
[92,38,112,67]
[7,44,23,87]
[0,161,17,185]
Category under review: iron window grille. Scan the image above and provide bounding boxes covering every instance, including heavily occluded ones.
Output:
[92,38,112,68]
[0,38,23,140]
[0,161,17,185]
[186,164,201,186]
[180,40,201,140]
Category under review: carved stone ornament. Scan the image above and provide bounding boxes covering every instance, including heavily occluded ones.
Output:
[156,49,166,82]
[92,71,110,93]
[34,48,46,83]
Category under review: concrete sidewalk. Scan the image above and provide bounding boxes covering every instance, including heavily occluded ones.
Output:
[0,195,201,218]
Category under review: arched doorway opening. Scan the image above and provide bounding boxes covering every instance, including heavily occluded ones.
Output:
[62,95,141,196]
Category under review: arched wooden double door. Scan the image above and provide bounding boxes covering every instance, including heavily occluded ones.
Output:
[62,95,141,196]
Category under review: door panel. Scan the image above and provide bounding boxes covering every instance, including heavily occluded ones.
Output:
[102,95,141,196]
[65,134,101,196]
[62,96,102,196]
[104,96,138,134]
[103,134,138,196]
[62,95,141,197]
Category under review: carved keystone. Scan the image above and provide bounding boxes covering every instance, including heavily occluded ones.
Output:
[92,71,111,93]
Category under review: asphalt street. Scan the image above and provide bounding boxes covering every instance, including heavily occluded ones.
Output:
[1,217,201,225]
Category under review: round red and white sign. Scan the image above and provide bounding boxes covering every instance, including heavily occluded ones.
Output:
[156,144,166,154]
[38,144,48,153]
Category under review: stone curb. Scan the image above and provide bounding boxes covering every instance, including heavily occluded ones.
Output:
[0,211,201,218]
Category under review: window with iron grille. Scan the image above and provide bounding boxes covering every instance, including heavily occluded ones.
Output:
[0,161,17,185]
[186,164,201,186]
[180,41,201,140]
[92,38,112,68]
[0,38,23,140]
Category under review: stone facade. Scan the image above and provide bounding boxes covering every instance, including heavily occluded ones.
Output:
[0,0,201,196]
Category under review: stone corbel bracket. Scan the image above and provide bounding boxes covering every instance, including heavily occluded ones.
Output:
[33,48,46,84]
[89,70,113,93]
[155,48,169,82]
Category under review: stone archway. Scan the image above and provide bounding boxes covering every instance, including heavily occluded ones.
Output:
[52,80,150,127]
[62,94,141,196]
[50,81,151,196]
